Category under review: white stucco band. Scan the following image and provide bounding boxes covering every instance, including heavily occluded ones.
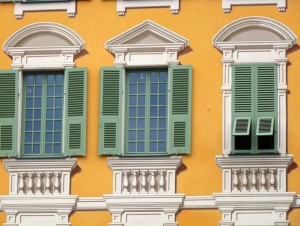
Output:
[212,16,297,155]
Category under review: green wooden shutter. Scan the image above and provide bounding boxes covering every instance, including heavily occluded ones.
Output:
[256,117,274,136]
[99,67,123,155]
[232,117,251,136]
[0,70,18,157]
[63,68,87,156]
[168,65,192,154]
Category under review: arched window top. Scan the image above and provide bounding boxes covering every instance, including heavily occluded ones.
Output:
[213,17,297,51]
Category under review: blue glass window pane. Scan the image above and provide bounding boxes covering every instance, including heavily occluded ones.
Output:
[34,121,41,131]
[54,132,61,142]
[27,76,34,85]
[128,142,136,153]
[137,142,144,152]
[33,133,40,142]
[159,73,167,82]
[54,121,62,130]
[55,98,62,107]
[26,98,33,108]
[24,144,31,154]
[138,107,145,117]
[129,96,137,105]
[45,144,52,154]
[34,110,41,119]
[36,75,43,85]
[26,110,33,119]
[150,142,157,152]
[159,84,167,93]
[47,87,54,96]
[46,110,53,119]
[159,107,166,117]
[137,131,145,140]
[150,130,157,140]
[150,107,157,117]
[33,144,40,154]
[54,144,61,154]
[35,98,42,108]
[150,119,157,128]
[35,87,42,96]
[150,73,158,82]
[27,87,34,96]
[129,119,136,129]
[46,121,53,130]
[158,142,166,152]
[55,86,63,96]
[138,119,145,129]
[47,98,54,107]
[150,95,157,105]
[130,84,137,94]
[48,75,55,85]
[138,96,145,105]
[139,83,145,94]
[56,75,63,85]
[150,84,158,93]
[129,73,137,82]
[159,95,167,105]
[159,130,166,140]
[25,133,32,142]
[55,109,62,119]
[129,131,136,141]
[25,121,32,131]
[45,132,53,142]
[129,107,136,117]
[138,73,146,82]
[159,119,166,128]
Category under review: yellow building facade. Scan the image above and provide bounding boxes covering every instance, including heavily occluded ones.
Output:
[0,0,299,226]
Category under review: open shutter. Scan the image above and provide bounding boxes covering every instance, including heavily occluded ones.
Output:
[99,67,123,155]
[0,70,18,157]
[168,65,192,154]
[63,68,87,156]
[232,117,251,136]
[256,117,274,136]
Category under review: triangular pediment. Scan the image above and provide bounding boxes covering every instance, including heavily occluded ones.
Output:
[106,20,188,52]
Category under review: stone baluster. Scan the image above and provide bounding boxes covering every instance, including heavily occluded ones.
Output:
[35,173,43,195]
[27,173,34,195]
[53,172,61,194]
[158,170,166,192]
[232,169,240,192]
[260,169,267,192]
[44,173,52,194]
[122,171,130,193]
[241,169,249,192]
[18,173,25,195]
[131,171,139,193]
[269,169,277,192]
[140,171,148,193]
[250,169,258,192]
[149,170,157,193]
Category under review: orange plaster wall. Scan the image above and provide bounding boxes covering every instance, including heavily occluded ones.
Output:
[0,0,300,226]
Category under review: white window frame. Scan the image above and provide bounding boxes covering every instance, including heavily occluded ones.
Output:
[212,16,297,155]
[222,0,286,13]
[3,22,85,157]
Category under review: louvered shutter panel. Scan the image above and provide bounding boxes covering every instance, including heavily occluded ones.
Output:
[0,70,18,157]
[99,67,123,155]
[232,117,251,136]
[63,68,87,156]
[168,65,192,154]
[256,117,274,136]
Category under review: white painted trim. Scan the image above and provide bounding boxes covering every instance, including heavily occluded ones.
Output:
[14,1,76,19]
[182,196,216,209]
[116,0,179,16]
[212,17,297,155]
[105,20,188,67]
[222,0,286,13]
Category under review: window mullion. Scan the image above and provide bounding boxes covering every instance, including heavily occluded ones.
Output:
[145,71,150,153]
[40,73,47,155]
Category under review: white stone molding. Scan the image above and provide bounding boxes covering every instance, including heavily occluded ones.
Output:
[1,158,77,226]
[214,192,296,226]
[105,20,189,67]
[182,196,216,209]
[222,0,286,13]
[107,156,182,195]
[116,0,179,16]
[14,1,76,19]
[216,155,293,193]
[3,22,85,70]
[212,17,297,155]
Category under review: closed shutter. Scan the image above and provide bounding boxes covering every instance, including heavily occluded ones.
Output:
[63,68,87,156]
[168,65,192,154]
[0,70,18,157]
[99,67,123,155]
